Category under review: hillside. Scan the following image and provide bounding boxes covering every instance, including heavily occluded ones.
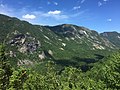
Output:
[0,14,119,67]
[101,32,120,48]
[0,43,120,90]
[0,0,120,89]
[0,14,120,90]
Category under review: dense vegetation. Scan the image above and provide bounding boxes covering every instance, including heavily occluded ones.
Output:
[0,14,120,90]
[0,14,118,66]
[101,32,120,48]
[0,44,120,90]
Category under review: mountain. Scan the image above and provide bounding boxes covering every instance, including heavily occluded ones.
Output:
[101,32,120,48]
[0,14,119,66]
[47,24,116,50]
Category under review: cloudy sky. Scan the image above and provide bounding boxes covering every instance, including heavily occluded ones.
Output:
[0,0,120,32]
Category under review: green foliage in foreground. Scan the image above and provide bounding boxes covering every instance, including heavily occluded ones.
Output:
[0,44,120,90]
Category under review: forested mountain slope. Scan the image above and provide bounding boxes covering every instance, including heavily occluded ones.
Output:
[0,14,120,90]
[0,44,120,90]
[101,32,120,48]
[0,14,119,67]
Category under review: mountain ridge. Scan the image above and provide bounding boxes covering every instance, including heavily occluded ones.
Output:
[0,14,119,66]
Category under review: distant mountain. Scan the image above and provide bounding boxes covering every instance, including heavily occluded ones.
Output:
[47,24,116,50]
[101,32,120,48]
[0,14,119,66]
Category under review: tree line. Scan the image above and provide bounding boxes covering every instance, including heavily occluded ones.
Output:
[0,44,120,90]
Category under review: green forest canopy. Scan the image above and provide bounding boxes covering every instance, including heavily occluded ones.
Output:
[0,44,120,90]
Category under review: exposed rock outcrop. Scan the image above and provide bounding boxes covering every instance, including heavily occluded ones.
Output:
[9,32,41,54]
[17,59,33,66]
[38,51,46,60]
[48,50,53,56]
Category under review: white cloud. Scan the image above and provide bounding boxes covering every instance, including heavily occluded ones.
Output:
[81,0,85,4]
[33,10,68,20]
[22,14,36,19]
[98,1,102,7]
[54,2,58,5]
[37,10,68,20]
[103,0,108,2]
[107,19,112,22]
[70,10,87,17]
[0,2,67,25]
[98,0,109,7]
[73,6,81,10]
[47,1,58,5]
[48,10,61,15]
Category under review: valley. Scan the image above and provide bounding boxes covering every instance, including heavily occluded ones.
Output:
[0,14,120,90]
